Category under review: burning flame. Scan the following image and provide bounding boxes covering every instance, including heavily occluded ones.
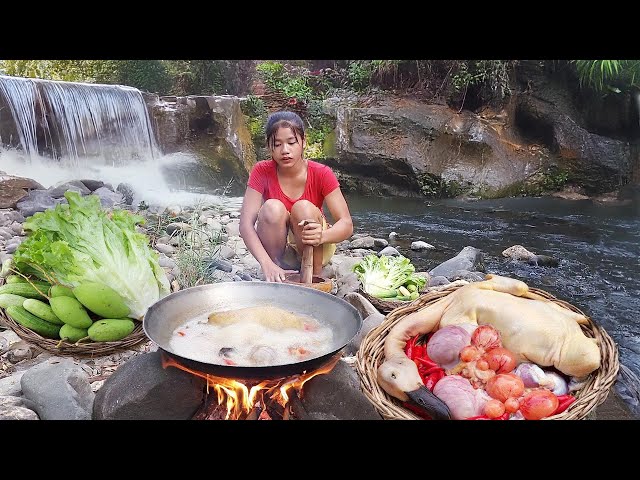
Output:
[162,354,339,419]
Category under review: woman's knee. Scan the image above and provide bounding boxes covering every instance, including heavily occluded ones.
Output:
[258,199,288,225]
[290,200,320,222]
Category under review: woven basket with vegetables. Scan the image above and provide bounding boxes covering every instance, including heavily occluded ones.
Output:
[356,276,619,420]
[0,191,170,357]
[353,254,427,313]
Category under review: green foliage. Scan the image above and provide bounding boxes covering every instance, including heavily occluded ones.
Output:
[256,61,314,102]
[163,60,229,95]
[486,165,571,198]
[110,60,172,93]
[451,60,511,98]
[346,61,373,91]
[303,99,335,159]
[417,173,447,197]
[417,173,472,198]
[572,60,640,93]
[0,60,243,96]
[0,60,114,83]
[304,142,324,159]
[241,95,267,118]
[240,95,268,158]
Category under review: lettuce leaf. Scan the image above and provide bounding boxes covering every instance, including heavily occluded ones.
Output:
[352,254,426,298]
[13,191,170,319]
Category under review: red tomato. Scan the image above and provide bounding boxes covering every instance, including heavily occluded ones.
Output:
[520,389,559,420]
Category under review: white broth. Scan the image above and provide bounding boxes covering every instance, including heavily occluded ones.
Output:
[168,304,334,367]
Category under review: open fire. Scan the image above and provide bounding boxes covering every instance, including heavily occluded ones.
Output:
[161,352,341,420]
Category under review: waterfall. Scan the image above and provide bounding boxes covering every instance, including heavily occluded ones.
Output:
[0,76,247,207]
[0,75,160,165]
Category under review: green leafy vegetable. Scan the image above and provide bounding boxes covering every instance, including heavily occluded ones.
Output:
[12,191,170,319]
[352,254,427,299]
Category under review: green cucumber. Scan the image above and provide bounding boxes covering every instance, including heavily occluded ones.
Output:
[0,283,48,300]
[5,305,61,339]
[23,298,64,325]
[0,293,27,309]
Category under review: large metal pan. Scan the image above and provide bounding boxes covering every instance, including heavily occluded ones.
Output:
[143,281,363,380]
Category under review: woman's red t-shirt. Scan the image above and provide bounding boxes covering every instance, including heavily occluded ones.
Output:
[247,159,340,212]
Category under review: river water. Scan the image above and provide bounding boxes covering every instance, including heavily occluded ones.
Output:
[344,193,640,416]
[2,149,639,415]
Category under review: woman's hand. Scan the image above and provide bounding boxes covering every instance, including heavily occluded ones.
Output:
[261,261,297,283]
[298,220,323,247]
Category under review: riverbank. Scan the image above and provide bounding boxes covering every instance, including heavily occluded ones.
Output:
[0,181,638,420]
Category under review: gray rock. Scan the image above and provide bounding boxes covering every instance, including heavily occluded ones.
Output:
[0,395,39,420]
[0,371,25,397]
[93,351,205,420]
[299,359,382,420]
[335,272,361,298]
[428,275,451,287]
[1,210,24,224]
[349,236,376,249]
[530,254,559,267]
[329,254,362,279]
[116,183,135,205]
[207,257,233,272]
[411,240,436,250]
[378,246,401,256]
[429,246,484,279]
[155,243,176,255]
[351,248,375,257]
[9,222,23,235]
[92,187,124,208]
[373,238,389,248]
[79,179,105,191]
[21,358,95,420]
[158,255,176,269]
[15,190,62,217]
[343,292,379,319]
[0,227,13,240]
[213,244,236,260]
[225,220,240,237]
[344,312,386,356]
[448,270,486,282]
[502,244,536,261]
[47,180,91,198]
[166,222,192,236]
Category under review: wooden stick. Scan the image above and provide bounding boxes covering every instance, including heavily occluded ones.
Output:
[298,219,314,284]
[300,245,314,284]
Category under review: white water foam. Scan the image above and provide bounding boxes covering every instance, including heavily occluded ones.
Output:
[0,147,243,209]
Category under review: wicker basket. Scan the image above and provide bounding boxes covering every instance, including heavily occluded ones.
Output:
[359,289,419,314]
[356,284,620,420]
[0,278,148,358]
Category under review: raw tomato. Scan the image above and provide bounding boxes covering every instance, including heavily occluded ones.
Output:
[520,389,559,420]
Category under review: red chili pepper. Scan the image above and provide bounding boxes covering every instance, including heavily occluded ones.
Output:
[553,394,576,415]
[413,344,426,360]
[414,356,440,370]
[401,401,432,420]
[404,336,417,359]
[177,331,186,336]
[423,370,445,391]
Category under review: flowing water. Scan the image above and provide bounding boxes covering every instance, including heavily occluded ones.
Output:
[1,75,638,416]
[345,193,640,416]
